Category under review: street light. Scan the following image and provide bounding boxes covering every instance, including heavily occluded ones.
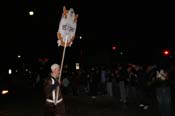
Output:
[17,55,21,58]
[29,11,34,16]
[8,69,12,75]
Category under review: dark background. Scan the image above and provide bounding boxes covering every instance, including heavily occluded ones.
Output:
[1,0,174,66]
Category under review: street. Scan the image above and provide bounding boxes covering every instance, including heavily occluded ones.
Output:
[0,87,174,116]
[0,90,167,116]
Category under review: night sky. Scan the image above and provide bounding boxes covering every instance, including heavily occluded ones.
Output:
[1,0,174,65]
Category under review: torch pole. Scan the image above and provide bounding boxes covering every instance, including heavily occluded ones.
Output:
[59,35,68,83]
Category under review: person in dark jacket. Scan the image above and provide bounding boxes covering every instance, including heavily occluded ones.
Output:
[43,63,66,116]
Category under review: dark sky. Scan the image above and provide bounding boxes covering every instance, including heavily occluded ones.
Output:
[1,0,174,64]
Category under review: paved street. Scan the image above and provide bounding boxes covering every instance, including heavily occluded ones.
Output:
[0,87,174,116]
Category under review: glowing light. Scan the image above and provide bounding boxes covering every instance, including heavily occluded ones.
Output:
[29,11,34,16]
[8,69,12,75]
[2,90,9,95]
[163,49,170,56]
[112,46,116,50]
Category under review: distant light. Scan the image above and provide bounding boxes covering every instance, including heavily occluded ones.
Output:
[79,36,82,39]
[2,90,8,95]
[75,63,80,70]
[120,52,123,55]
[8,69,12,75]
[112,46,116,50]
[163,49,170,56]
[29,11,34,16]
[164,51,169,55]
[17,55,21,58]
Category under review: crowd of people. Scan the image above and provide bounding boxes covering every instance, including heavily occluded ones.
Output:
[38,62,175,116]
[65,63,174,115]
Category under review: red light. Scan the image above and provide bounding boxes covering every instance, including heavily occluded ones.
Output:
[112,46,116,50]
[163,50,170,56]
